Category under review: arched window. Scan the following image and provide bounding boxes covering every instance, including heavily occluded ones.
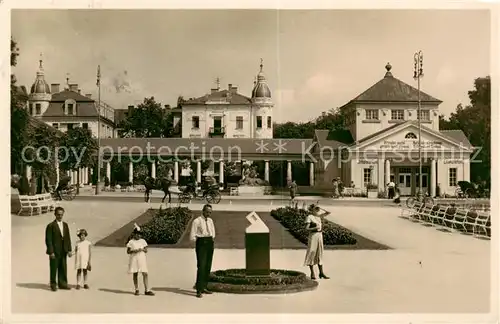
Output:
[64,99,77,115]
[405,132,417,139]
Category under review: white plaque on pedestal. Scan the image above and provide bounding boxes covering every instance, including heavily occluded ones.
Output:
[245,211,269,233]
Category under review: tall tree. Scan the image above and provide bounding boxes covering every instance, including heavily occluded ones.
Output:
[60,127,99,193]
[119,97,175,138]
[10,37,30,175]
[440,77,491,184]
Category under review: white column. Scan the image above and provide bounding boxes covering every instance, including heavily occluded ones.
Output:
[174,161,179,182]
[430,158,436,197]
[106,162,111,181]
[151,161,156,179]
[286,160,292,181]
[377,158,384,190]
[80,168,84,184]
[264,160,270,182]
[385,159,390,185]
[219,160,224,184]
[55,163,60,185]
[128,162,133,184]
[85,167,89,184]
[309,162,315,186]
[463,158,470,182]
[196,160,202,183]
[72,171,78,185]
[26,165,32,181]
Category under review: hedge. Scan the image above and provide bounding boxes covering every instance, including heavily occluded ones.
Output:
[139,207,192,244]
[270,207,357,245]
[209,269,307,286]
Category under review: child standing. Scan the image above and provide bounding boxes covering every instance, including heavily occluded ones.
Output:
[74,229,92,289]
[127,224,155,296]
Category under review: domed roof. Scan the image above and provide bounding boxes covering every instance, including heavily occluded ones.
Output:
[30,55,50,95]
[251,59,271,99]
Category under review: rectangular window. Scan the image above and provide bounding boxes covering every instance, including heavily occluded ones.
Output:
[391,109,404,120]
[267,116,272,128]
[67,123,74,130]
[363,168,372,185]
[365,109,379,120]
[449,168,457,187]
[67,104,74,115]
[192,116,200,129]
[35,103,41,115]
[52,123,59,129]
[419,110,430,121]
[29,104,33,116]
[256,116,262,128]
[82,123,88,129]
[236,116,243,129]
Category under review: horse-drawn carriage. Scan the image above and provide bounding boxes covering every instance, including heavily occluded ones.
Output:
[143,176,221,204]
[455,181,489,199]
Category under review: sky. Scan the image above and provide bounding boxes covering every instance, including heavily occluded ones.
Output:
[11,9,491,122]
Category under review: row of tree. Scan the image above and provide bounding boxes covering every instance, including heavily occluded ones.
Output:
[11,38,99,195]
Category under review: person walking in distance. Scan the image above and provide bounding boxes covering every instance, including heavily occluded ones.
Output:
[45,207,73,291]
[387,180,396,199]
[190,204,216,298]
[288,180,298,202]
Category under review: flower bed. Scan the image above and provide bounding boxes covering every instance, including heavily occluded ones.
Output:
[270,207,357,245]
[139,207,192,244]
[207,268,318,294]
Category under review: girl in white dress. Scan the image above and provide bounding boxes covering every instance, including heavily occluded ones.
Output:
[304,204,331,280]
[127,224,154,296]
[74,229,92,289]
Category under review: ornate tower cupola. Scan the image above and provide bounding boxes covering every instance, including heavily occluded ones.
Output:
[29,53,51,101]
[251,59,272,105]
[28,53,51,117]
[251,59,274,139]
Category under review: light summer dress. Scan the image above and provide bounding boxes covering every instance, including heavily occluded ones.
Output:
[127,238,148,273]
[74,239,91,270]
[303,214,324,266]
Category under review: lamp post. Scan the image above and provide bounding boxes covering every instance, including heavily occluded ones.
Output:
[95,65,101,195]
[413,51,424,197]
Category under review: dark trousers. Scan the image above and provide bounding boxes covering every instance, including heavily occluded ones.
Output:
[388,187,395,199]
[49,254,68,288]
[195,237,214,293]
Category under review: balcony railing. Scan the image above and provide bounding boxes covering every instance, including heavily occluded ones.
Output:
[209,127,225,137]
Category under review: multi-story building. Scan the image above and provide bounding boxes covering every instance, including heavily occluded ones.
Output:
[27,56,117,138]
[179,61,274,139]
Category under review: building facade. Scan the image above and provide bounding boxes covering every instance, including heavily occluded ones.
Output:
[179,61,274,139]
[313,63,473,196]
[27,56,118,138]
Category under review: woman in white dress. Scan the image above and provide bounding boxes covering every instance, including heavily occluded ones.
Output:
[304,204,331,280]
[127,224,155,296]
[74,229,92,289]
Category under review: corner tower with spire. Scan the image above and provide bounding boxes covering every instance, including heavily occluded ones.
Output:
[251,59,274,139]
[28,53,52,117]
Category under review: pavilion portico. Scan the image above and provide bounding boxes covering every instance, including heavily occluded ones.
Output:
[97,138,318,186]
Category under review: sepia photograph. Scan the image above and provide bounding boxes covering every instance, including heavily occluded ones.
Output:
[4,4,497,322]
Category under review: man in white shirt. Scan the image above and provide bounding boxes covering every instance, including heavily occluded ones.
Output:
[190,204,216,298]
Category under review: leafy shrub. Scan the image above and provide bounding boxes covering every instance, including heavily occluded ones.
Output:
[104,176,110,187]
[140,207,192,244]
[270,207,357,245]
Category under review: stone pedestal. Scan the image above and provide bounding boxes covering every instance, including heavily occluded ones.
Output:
[245,211,270,276]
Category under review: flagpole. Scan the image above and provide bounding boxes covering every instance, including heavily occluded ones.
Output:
[95,65,101,195]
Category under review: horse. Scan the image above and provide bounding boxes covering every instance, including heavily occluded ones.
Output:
[143,176,172,203]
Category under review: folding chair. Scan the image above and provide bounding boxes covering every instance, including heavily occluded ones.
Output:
[449,208,468,232]
[473,212,491,238]
[18,195,33,216]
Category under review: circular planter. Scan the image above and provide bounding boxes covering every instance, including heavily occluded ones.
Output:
[207,268,318,294]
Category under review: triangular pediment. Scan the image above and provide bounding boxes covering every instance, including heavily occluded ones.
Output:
[352,122,472,152]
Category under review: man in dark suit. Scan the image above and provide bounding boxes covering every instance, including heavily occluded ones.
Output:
[45,206,73,291]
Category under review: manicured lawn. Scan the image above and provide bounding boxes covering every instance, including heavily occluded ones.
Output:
[96,209,389,250]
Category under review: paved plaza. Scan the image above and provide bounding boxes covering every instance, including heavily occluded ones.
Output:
[10,199,491,314]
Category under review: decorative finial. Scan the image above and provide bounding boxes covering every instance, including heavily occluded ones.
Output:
[384,62,393,78]
[215,77,220,90]
[260,58,263,72]
[39,53,43,70]
[65,73,70,90]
